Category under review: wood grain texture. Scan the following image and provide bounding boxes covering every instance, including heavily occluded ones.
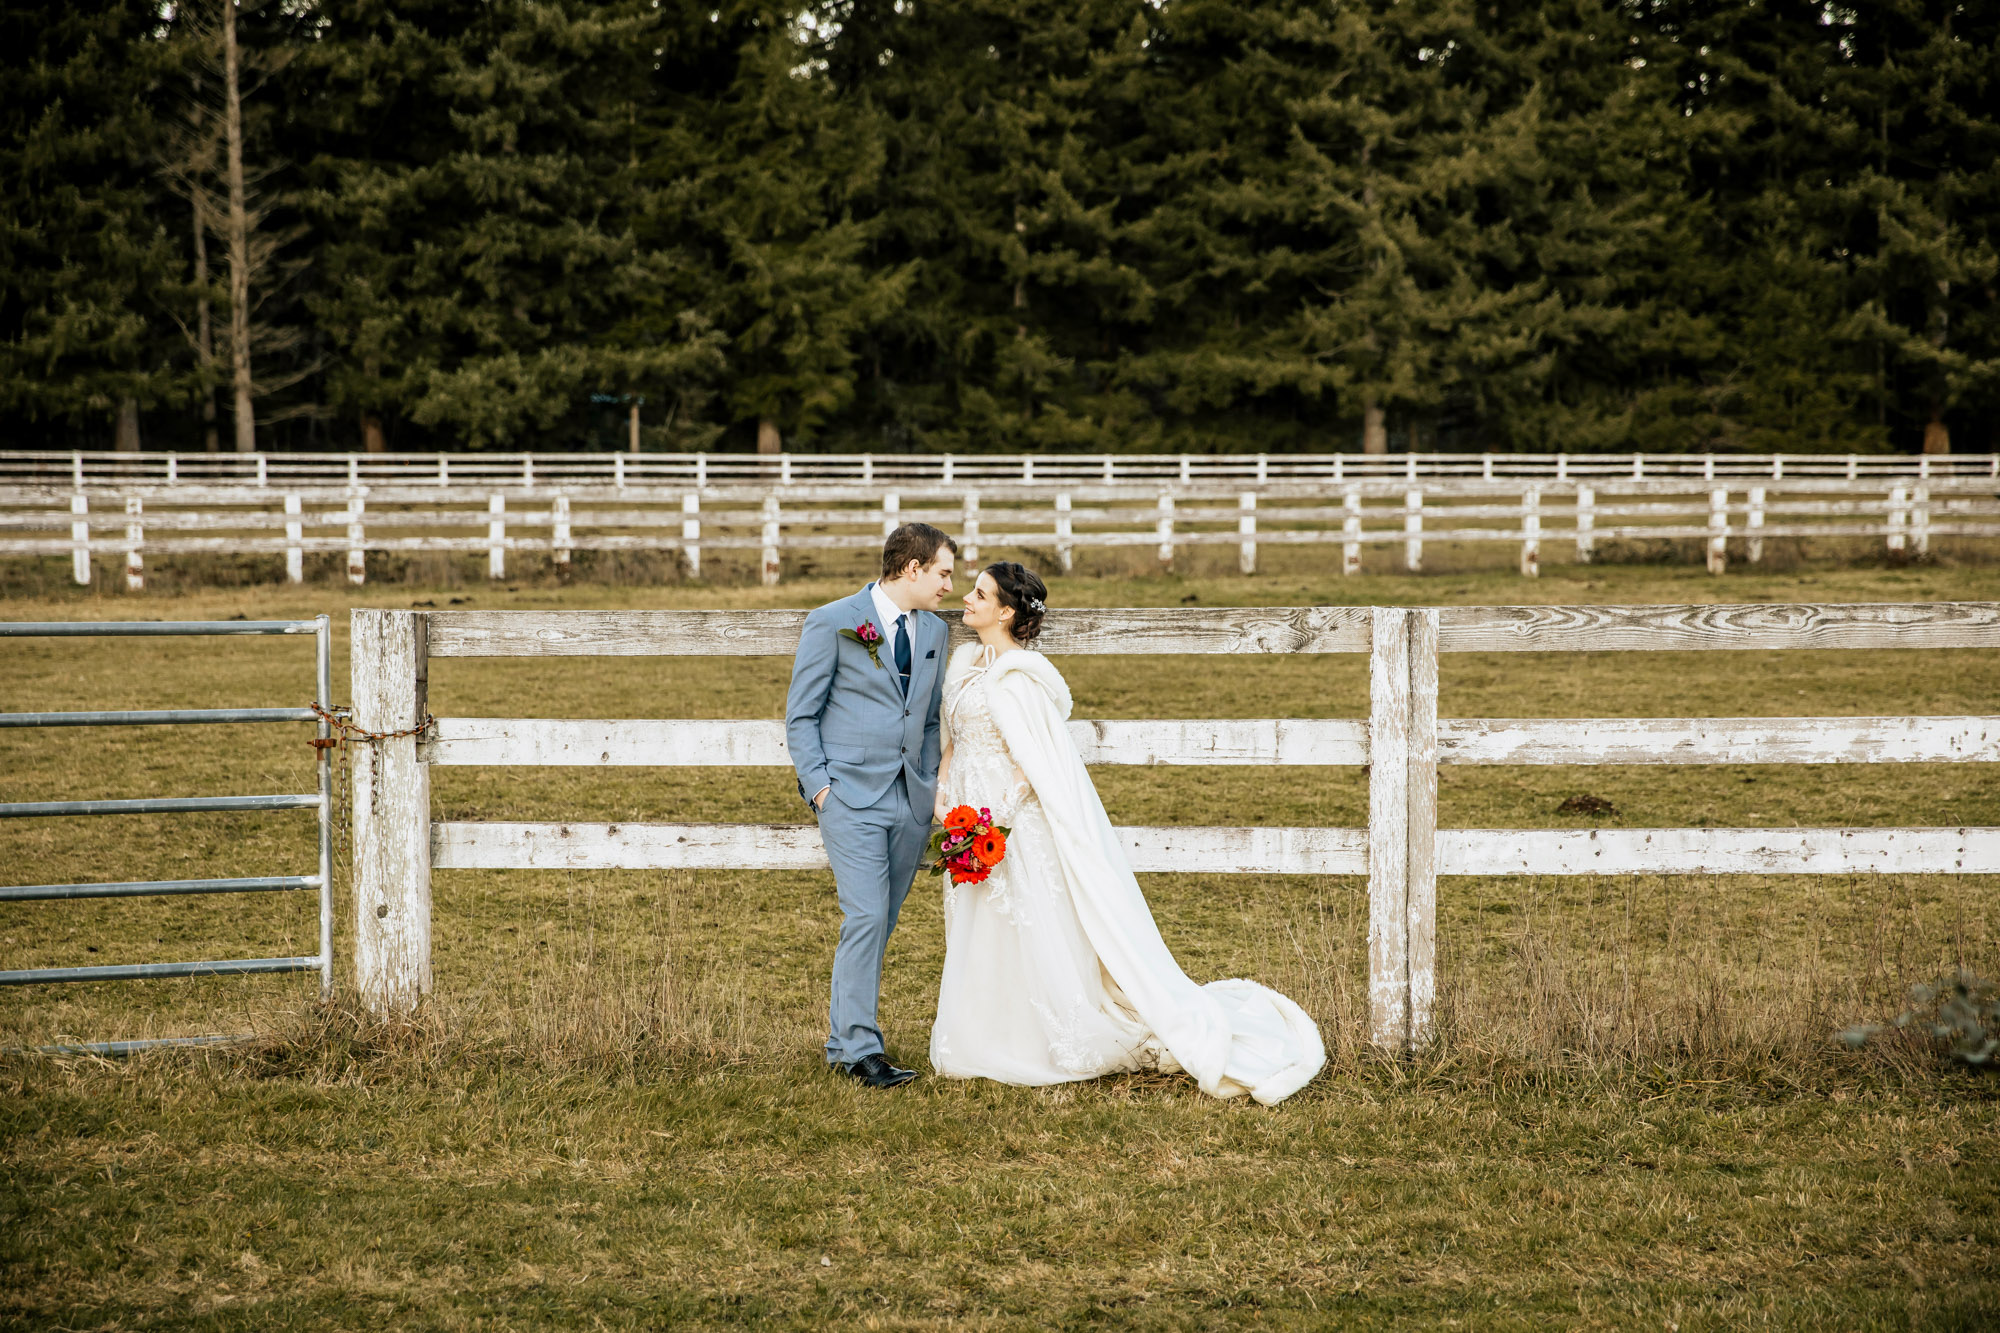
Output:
[421,716,1371,766]
[349,610,431,1017]
[1437,602,2000,652]
[423,606,1375,657]
[1405,609,1439,1048]
[1437,827,2000,875]
[430,821,1369,875]
[1438,716,2000,764]
[1367,608,1411,1050]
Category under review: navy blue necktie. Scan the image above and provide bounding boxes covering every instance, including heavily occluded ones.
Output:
[894,614,911,693]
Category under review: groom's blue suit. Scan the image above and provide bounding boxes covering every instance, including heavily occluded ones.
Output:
[785,583,948,1067]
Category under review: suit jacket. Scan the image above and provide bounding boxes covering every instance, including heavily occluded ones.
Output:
[785,584,947,813]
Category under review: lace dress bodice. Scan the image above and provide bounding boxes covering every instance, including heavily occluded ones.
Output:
[941,644,1037,822]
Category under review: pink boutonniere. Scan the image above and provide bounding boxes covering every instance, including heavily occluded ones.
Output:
[838,619,886,668]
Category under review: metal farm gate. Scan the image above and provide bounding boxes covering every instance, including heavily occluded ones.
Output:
[0,618,333,1054]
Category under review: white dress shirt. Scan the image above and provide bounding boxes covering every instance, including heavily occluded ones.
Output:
[812,581,913,809]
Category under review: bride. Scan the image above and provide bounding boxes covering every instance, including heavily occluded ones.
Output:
[929,562,1325,1105]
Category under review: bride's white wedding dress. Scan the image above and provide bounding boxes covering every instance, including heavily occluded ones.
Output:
[929,641,1325,1105]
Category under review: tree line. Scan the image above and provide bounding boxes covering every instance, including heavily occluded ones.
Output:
[3,0,1995,456]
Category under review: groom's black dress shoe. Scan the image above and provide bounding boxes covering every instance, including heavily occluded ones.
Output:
[839,1053,917,1088]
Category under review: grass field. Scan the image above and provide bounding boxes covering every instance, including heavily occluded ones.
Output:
[3,558,1997,1329]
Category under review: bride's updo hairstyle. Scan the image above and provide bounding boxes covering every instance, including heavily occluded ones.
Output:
[986,562,1049,644]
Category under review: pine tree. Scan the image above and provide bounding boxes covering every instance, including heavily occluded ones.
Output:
[0,1,185,449]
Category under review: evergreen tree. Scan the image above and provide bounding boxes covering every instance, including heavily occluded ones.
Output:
[0,1,184,449]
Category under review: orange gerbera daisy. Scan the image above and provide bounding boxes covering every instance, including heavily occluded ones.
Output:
[973,830,1006,864]
[944,804,979,833]
[956,865,990,885]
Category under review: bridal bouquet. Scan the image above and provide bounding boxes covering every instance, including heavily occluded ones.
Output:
[928,804,1010,885]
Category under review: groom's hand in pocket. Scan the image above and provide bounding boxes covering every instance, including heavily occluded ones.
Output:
[812,785,829,812]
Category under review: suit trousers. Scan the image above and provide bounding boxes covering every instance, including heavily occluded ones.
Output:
[817,772,931,1066]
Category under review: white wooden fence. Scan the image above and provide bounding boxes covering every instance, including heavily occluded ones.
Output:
[350,602,2000,1050]
[11,479,2000,589]
[8,449,1999,490]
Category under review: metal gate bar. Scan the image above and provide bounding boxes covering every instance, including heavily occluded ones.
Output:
[1,707,317,727]
[2,794,321,817]
[0,617,333,1050]
[1,876,316,902]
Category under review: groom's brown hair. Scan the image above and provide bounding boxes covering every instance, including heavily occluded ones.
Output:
[880,522,958,580]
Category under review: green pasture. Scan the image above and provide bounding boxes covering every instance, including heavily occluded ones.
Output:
[2,562,1997,1328]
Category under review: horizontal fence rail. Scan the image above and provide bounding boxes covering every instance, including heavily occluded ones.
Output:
[0,618,335,1051]
[348,601,2000,1057]
[7,467,1998,589]
[9,449,1999,490]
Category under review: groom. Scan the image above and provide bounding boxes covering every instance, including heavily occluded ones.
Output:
[785,522,957,1088]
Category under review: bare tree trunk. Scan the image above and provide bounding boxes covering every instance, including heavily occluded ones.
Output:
[192,189,218,451]
[222,0,255,453]
[1362,395,1387,454]
[757,417,782,454]
[115,398,141,451]
[1924,406,1950,454]
[628,402,641,453]
[362,413,386,452]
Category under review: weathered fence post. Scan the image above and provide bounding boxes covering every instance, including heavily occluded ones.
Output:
[1343,490,1362,576]
[1056,493,1074,573]
[943,455,956,485]
[1368,608,1409,1050]
[1179,454,1192,485]
[284,494,303,583]
[351,609,431,1017]
[1156,492,1175,569]
[1481,453,1493,481]
[345,495,366,586]
[1403,488,1424,573]
[1022,455,1033,484]
[1405,608,1438,1046]
[1707,488,1729,575]
[962,492,980,563]
[123,496,143,592]
[1255,454,1268,484]
[1238,493,1257,575]
[70,493,90,586]
[681,493,701,578]
[487,494,506,579]
[1520,488,1541,577]
[1747,486,1766,564]
[863,453,875,485]
[552,493,571,570]
[1101,455,1114,484]
[1887,485,1908,554]
[1913,485,1930,557]
[881,492,899,536]
[1575,485,1595,563]
[761,494,781,586]
[436,453,449,487]
[612,454,625,489]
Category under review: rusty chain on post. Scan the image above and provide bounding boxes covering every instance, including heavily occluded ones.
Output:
[310,704,437,925]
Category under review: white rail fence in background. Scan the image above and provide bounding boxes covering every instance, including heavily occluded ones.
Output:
[8,449,1999,490]
[11,481,2000,588]
[350,603,2000,1050]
